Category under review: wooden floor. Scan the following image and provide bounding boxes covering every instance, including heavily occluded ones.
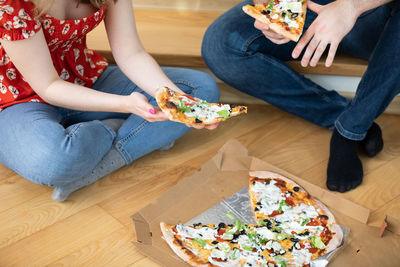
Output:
[1,1,399,266]
[0,104,400,266]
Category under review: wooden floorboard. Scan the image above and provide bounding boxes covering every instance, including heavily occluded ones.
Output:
[0,104,399,266]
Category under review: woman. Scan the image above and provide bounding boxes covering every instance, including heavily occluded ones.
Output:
[0,0,220,201]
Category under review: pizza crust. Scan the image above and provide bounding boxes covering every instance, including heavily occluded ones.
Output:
[160,222,211,267]
[242,4,306,42]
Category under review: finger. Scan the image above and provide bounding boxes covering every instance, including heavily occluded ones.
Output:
[254,20,269,31]
[268,36,291,45]
[292,24,315,58]
[310,41,328,67]
[301,37,320,67]
[205,122,219,130]
[325,42,338,67]
[307,0,323,14]
[191,124,204,130]
[262,30,287,40]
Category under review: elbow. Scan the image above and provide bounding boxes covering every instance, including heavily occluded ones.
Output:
[34,77,63,104]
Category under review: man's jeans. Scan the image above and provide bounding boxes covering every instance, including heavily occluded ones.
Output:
[202,0,400,140]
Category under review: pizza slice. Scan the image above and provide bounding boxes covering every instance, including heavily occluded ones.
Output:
[243,0,307,42]
[248,171,343,260]
[161,221,321,266]
[156,87,247,125]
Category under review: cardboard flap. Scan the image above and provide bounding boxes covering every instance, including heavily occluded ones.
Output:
[386,215,400,235]
[212,139,249,170]
[132,213,152,244]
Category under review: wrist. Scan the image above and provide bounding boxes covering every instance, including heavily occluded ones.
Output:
[120,95,133,113]
[348,0,365,18]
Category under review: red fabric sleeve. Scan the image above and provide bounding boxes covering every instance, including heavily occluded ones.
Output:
[0,0,41,41]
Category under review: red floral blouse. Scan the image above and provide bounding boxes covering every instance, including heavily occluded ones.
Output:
[0,0,108,111]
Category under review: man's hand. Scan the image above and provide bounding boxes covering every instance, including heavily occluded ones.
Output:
[254,20,290,45]
[292,0,359,67]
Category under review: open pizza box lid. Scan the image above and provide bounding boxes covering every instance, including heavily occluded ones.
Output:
[131,139,400,266]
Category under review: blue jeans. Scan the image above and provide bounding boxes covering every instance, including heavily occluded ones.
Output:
[0,66,219,187]
[202,0,400,140]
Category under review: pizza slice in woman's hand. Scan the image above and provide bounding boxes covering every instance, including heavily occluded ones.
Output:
[156,87,247,125]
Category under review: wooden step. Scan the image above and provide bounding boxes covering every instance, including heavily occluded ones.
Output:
[87,9,368,77]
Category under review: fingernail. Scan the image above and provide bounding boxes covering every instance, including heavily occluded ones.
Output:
[214,122,219,126]
[149,109,155,114]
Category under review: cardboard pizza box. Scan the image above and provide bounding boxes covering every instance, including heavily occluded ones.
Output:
[131,139,400,266]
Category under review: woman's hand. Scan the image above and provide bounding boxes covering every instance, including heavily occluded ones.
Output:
[254,20,291,45]
[292,0,359,67]
[124,92,220,130]
[186,122,220,130]
[124,92,169,122]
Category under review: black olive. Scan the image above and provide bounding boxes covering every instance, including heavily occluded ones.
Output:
[227,224,234,227]
[166,102,177,109]
[261,10,268,15]
[293,186,300,192]
[282,12,286,17]
[290,238,300,243]
[304,230,310,235]
[239,229,246,235]
[218,223,226,229]
[239,107,246,111]
[286,191,292,195]
[211,240,219,245]
[230,104,238,108]
[256,201,261,205]
[252,181,255,185]
[199,234,203,237]
[319,215,329,220]
[232,233,239,240]
[291,13,299,19]
[193,223,201,227]
[254,207,259,211]
[191,109,195,112]
[195,118,202,123]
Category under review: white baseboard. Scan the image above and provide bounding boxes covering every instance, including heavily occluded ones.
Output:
[190,68,400,115]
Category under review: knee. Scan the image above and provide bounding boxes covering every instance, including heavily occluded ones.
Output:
[21,148,91,186]
[191,71,220,103]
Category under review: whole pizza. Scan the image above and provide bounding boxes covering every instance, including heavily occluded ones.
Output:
[161,171,343,266]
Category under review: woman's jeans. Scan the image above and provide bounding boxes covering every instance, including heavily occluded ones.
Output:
[202,0,400,141]
[0,66,219,187]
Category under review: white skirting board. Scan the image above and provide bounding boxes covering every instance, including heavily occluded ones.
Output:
[194,68,400,115]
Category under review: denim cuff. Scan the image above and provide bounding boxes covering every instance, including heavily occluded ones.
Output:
[334,120,367,141]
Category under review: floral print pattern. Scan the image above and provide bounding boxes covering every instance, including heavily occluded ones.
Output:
[0,0,108,110]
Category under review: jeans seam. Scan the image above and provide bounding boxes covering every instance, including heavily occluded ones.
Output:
[241,32,266,53]
[67,123,82,137]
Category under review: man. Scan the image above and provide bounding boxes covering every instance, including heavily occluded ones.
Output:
[202,0,399,192]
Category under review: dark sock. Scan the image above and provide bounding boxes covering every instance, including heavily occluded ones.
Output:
[327,129,363,193]
[360,122,384,158]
